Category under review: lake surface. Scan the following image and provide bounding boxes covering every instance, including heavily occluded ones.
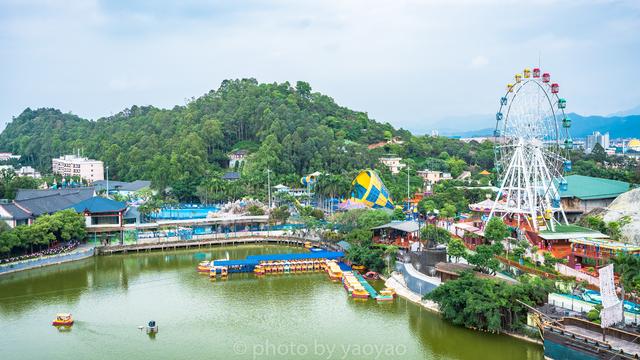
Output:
[0,245,544,359]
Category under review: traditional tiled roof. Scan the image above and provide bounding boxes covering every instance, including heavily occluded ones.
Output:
[371,221,420,233]
[15,194,80,216]
[93,180,151,192]
[0,203,31,220]
[222,172,240,180]
[15,187,95,201]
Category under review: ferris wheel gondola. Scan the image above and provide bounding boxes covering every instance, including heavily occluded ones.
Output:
[489,67,572,232]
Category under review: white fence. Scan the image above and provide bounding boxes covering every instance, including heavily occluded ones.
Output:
[555,263,599,286]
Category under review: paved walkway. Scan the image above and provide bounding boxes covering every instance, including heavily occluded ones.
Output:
[385,272,439,312]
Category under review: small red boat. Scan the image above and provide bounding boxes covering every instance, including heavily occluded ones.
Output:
[363,271,379,280]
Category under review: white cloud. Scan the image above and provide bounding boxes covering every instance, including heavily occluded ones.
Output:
[470,55,489,68]
[0,0,639,132]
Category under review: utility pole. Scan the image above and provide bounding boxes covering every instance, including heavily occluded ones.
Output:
[267,168,272,209]
[106,166,109,197]
[406,165,410,215]
[267,168,272,239]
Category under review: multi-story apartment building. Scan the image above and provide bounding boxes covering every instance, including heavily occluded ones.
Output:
[52,155,104,182]
[584,131,610,154]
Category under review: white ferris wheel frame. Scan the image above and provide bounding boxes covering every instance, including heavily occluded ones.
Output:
[488,74,571,232]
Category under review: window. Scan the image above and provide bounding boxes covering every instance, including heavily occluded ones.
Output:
[91,216,120,225]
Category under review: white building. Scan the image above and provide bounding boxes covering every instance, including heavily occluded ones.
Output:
[0,152,20,161]
[228,150,249,168]
[16,166,41,179]
[52,155,104,182]
[584,131,610,154]
[378,156,406,175]
[417,170,452,184]
[0,165,41,179]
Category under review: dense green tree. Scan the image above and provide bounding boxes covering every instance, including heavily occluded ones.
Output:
[484,217,510,243]
[392,207,406,221]
[467,243,503,274]
[425,272,554,333]
[270,206,290,224]
[447,238,468,263]
[611,254,640,303]
[421,224,452,244]
[0,209,85,257]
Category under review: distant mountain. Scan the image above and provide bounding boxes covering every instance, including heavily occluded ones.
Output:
[565,113,640,139]
[608,104,640,117]
[439,113,640,139]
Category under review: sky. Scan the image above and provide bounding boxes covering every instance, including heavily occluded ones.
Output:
[1,0,639,134]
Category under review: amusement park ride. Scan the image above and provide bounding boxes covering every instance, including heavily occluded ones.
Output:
[488,67,572,232]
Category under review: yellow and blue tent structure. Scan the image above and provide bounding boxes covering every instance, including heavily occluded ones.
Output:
[351,170,394,210]
[301,171,321,188]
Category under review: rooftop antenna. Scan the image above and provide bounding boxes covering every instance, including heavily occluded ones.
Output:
[538,50,541,69]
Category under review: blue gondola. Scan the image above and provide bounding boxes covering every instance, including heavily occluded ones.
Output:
[552,198,561,208]
[496,112,503,121]
[500,97,507,106]
[494,129,501,137]
[559,180,568,192]
[563,160,572,172]
[562,117,571,128]
[564,138,573,150]
[558,98,567,109]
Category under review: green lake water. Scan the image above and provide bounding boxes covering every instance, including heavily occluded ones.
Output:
[0,245,543,359]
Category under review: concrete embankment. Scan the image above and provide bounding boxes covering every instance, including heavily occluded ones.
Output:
[0,246,95,276]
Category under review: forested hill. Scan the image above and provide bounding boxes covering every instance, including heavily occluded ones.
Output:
[0,79,426,199]
[5,78,635,204]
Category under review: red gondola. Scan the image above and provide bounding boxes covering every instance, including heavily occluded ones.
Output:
[533,68,541,78]
[542,72,550,83]
[551,83,559,94]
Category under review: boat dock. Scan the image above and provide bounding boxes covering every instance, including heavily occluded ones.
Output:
[354,272,379,298]
[211,251,344,273]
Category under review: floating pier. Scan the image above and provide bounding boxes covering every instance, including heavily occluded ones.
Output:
[197,250,392,302]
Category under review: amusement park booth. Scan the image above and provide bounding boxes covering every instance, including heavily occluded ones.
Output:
[371,221,420,249]
[568,237,640,269]
[452,222,485,250]
[530,224,608,260]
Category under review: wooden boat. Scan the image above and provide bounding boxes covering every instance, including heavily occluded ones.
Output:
[363,271,379,280]
[351,287,369,299]
[377,288,396,302]
[196,261,213,273]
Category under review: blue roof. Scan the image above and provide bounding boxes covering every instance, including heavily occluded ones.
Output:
[67,196,127,214]
[246,251,343,261]
[337,240,351,250]
[214,251,344,267]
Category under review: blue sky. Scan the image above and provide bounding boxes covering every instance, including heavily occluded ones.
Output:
[1,0,639,133]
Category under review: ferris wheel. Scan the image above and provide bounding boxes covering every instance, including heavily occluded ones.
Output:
[489,67,572,232]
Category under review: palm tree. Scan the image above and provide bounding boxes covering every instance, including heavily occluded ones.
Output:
[611,254,640,314]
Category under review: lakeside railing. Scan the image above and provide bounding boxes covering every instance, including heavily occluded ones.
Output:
[0,247,95,275]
